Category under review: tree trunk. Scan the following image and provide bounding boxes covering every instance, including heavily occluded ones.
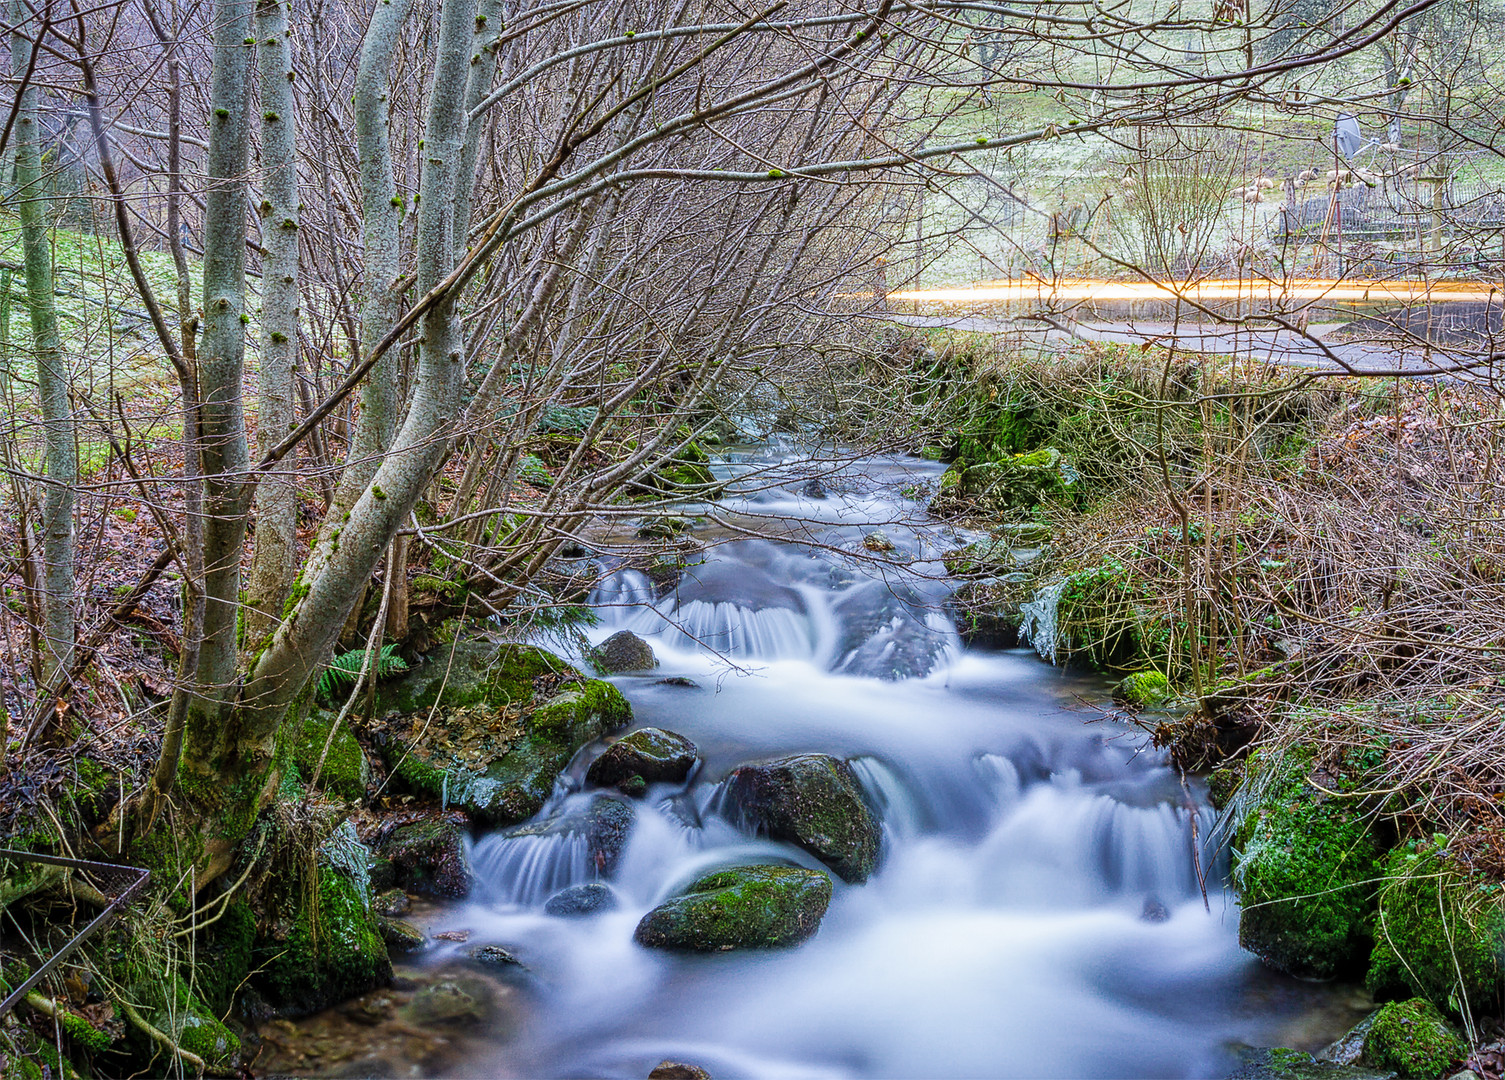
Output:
[10,0,76,689]
[323,0,416,524]
[180,0,256,804]
[245,0,302,651]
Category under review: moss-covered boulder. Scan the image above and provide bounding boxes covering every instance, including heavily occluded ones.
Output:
[947,573,1035,647]
[633,865,833,951]
[1113,671,1173,708]
[1231,754,1385,979]
[1361,999,1467,1078]
[1366,843,1504,1013]
[375,641,632,826]
[254,823,392,1016]
[929,448,1073,517]
[724,754,882,884]
[586,727,698,792]
[145,978,241,1071]
[595,629,659,672]
[288,708,371,801]
[373,816,474,899]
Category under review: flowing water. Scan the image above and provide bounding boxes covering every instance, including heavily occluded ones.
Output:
[417,444,1363,1079]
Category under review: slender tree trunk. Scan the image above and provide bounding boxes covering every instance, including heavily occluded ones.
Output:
[324,0,415,524]
[181,0,255,783]
[246,0,301,650]
[10,1,76,688]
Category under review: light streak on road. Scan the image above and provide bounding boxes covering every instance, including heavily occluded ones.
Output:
[885,278,1503,305]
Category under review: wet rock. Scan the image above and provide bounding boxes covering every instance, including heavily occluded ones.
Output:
[1113,671,1173,708]
[1225,1045,1398,1079]
[724,754,882,883]
[401,979,489,1026]
[596,630,659,673]
[371,888,410,917]
[947,573,1035,648]
[650,1063,714,1080]
[633,865,833,951]
[498,795,635,877]
[862,530,895,553]
[800,479,827,499]
[374,816,474,900]
[1231,754,1383,979]
[375,641,632,826]
[1319,1013,1376,1066]
[377,917,427,955]
[544,882,619,918]
[656,676,700,688]
[587,727,698,792]
[1140,895,1170,923]
[366,854,397,892]
[465,944,525,971]
[1363,999,1467,1079]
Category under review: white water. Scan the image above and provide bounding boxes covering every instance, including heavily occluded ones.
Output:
[433,448,1347,1079]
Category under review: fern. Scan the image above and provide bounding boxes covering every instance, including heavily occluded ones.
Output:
[316,644,408,701]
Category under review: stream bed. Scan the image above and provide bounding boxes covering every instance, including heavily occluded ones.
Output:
[259,444,1370,1078]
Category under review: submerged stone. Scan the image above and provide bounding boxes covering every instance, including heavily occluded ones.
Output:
[375,641,632,826]
[1362,999,1467,1079]
[596,629,659,672]
[377,917,428,954]
[498,795,636,877]
[724,754,882,883]
[586,727,698,791]
[401,979,492,1026]
[634,864,833,951]
[544,882,619,918]
[1224,1045,1398,1079]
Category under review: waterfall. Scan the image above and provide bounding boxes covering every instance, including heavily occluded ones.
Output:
[1019,578,1067,665]
[469,830,593,907]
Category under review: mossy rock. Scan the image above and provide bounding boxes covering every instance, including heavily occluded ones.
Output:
[1225,1044,1398,1079]
[724,754,882,884]
[633,864,833,951]
[374,816,474,899]
[1231,754,1385,979]
[1113,670,1173,708]
[586,727,698,791]
[930,448,1073,517]
[594,629,659,673]
[1366,843,1504,1014]
[947,573,1035,647]
[375,641,632,826]
[957,405,1048,464]
[516,453,553,489]
[253,823,392,1015]
[1361,998,1468,1078]
[288,708,371,801]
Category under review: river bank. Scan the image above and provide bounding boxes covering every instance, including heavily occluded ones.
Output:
[2,331,1501,1079]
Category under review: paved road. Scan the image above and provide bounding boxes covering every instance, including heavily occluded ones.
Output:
[879,312,1496,380]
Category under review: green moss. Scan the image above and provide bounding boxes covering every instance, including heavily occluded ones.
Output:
[633,864,833,951]
[198,898,256,1016]
[287,708,370,800]
[1367,842,1504,1013]
[56,1007,113,1052]
[1362,998,1468,1078]
[1113,670,1172,707]
[1231,752,1385,978]
[254,832,391,1015]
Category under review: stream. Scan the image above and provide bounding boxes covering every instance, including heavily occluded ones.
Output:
[288,443,1370,1078]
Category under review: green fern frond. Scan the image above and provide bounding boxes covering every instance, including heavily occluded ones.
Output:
[316,644,408,701]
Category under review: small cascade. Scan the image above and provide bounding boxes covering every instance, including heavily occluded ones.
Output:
[1019,578,1067,664]
[849,756,927,841]
[649,599,815,660]
[588,568,656,614]
[469,829,593,908]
